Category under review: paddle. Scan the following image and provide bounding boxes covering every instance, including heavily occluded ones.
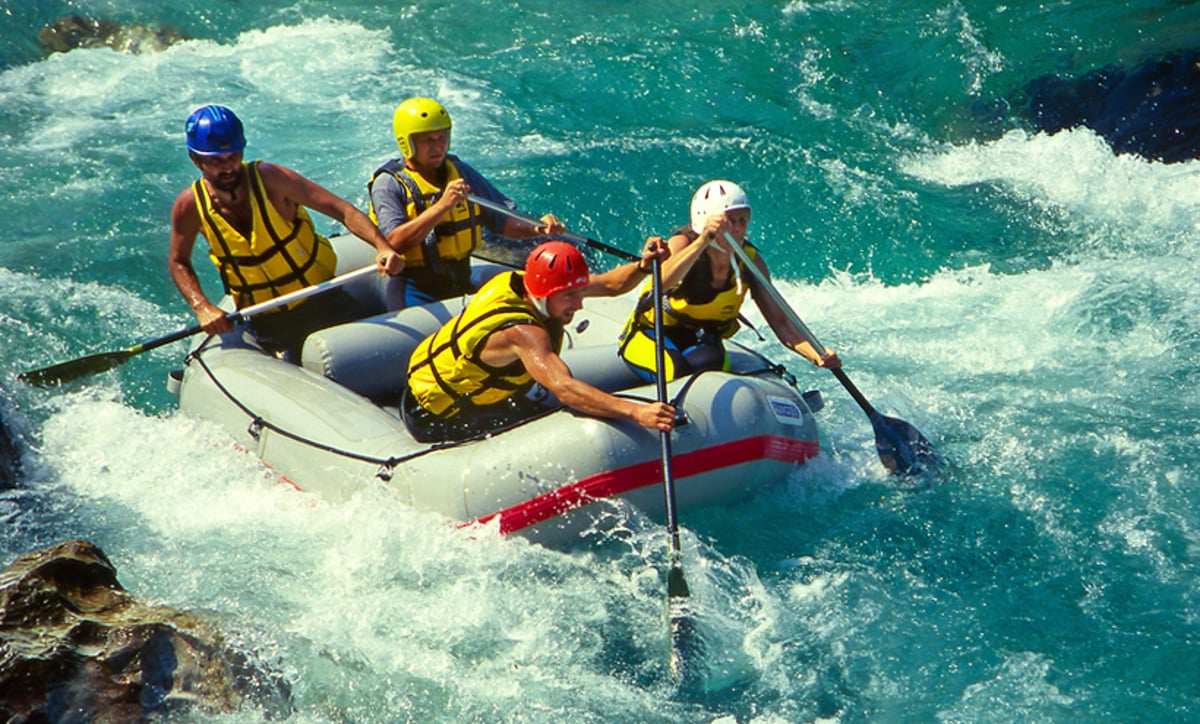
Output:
[19,264,381,387]
[466,194,639,263]
[723,233,938,476]
[649,254,697,682]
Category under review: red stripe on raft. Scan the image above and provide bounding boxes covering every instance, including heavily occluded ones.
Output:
[464,434,819,536]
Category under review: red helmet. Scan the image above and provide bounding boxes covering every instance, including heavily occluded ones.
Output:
[524,241,590,298]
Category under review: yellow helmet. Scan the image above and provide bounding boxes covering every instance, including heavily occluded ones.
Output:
[392,98,451,159]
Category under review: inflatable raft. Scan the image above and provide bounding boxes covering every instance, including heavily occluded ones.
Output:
[171,239,825,545]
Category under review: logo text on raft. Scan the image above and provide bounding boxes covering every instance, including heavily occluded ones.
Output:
[768,397,803,425]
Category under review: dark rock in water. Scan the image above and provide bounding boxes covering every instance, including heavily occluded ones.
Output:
[0,404,19,488]
[1024,51,1200,163]
[0,540,292,721]
[37,15,188,55]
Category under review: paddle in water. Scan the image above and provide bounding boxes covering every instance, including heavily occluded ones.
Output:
[723,233,940,476]
[648,253,704,683]
[19,264,380,388]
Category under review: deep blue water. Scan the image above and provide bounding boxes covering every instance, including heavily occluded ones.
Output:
[4,0,1200,721]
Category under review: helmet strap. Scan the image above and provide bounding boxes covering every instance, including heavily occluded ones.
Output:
[530,295,550,319]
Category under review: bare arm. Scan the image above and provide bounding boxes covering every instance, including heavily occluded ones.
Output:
[747,254,840,368]
[582,237,670,297]
[500,212,565,239]
[382,177,467,255]
[652,213,734,294]
[259,162,403,275]
[168,187,233,334]
[491,325,675,431]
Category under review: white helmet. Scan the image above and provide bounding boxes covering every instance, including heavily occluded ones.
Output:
[690,179,750,234]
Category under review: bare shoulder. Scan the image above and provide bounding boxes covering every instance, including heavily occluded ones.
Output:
[748,246,771,274]
[169,185,202,250]
[255,160,293,185]
[476,321,548,371]
[259,161,325,213]
[501,321,552,350]
[171,185,198,220]
[668,231,694,250]
[260,160,336,205]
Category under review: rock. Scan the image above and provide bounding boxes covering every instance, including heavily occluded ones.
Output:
[0,540,292,721]
[0,404,19,488]
[1023,51,1200,163]
[37,15,188,55]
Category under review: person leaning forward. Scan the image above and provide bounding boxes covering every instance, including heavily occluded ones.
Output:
[403,240,674,442]
[168,105,403,361]
[368,97,565,308]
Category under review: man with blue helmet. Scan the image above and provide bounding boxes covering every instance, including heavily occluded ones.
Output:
[169,104,404,360]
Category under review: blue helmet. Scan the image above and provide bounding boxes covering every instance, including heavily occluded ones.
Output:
[185,105,245,155]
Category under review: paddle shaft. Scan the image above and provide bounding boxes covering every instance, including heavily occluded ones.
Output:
[651,256,684,552]
[20,263,380,386]
[651,254,693,681]
[136,264,380,352]
[722,231,940,476]
[722,233,885,418]
[466,194,638,262]
[226,263,379,323]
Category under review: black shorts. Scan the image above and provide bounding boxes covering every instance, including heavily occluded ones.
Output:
[401,386,543,443]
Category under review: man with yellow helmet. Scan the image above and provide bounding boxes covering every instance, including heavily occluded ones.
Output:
[368,97,566,307]
[169,104,403,361]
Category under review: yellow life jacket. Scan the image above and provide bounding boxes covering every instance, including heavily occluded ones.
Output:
[618,239,756,380]
[367,156,483,268]
[193,160,337,309]
[624,240,757,339]
[407,271,562,418]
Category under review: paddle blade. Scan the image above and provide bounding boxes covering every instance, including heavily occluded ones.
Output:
[18,349,136,387]
[666,562,702,685]
[870,412,941,476]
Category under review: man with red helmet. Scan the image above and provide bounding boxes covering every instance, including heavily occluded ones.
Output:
[404,240,673,442]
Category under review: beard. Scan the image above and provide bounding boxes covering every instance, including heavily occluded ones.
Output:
[210,168,244,195]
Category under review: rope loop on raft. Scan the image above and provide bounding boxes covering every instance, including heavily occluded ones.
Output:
[182,332,809,485]
[186,336,563,479]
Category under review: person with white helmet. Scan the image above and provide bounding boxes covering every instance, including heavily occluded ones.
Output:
[368,97,566,308]
[618,180,840,381]
[169,104,404,361]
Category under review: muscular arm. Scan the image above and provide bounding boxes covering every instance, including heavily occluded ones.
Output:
[168,187,233,334]
[486,325,674,431]
[500,213,564,239]
[259,162,403,274]
[583,261,645,297]
[582,237,670,298]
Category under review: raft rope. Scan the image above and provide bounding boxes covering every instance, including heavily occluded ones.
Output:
[184,329,802,483]
[727,338,801,389]
[187,335,599,481]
